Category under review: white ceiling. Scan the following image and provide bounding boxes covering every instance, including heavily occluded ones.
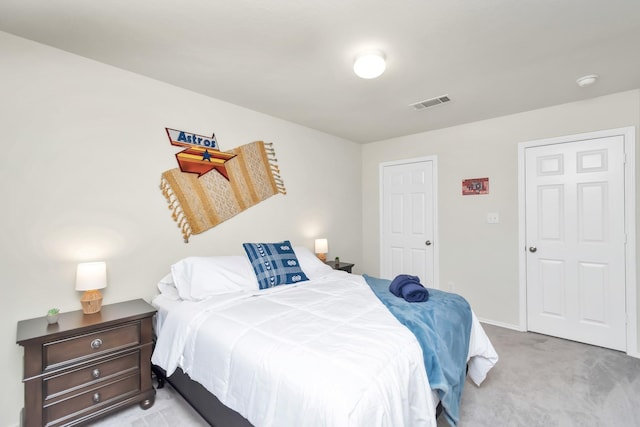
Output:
[1,0,639,143]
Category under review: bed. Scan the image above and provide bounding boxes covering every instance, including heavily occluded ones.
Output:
[151,244,498,427]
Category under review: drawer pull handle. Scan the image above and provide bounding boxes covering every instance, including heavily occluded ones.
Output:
[90,338,103,349]
[92,369,101,379]
[92,393,101,403]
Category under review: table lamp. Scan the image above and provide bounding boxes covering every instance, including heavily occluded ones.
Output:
[314,238,328,262]
[76,261,107,314]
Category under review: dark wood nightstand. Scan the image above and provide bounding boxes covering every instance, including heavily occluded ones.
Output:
[16,299,157,427]
[326,261,355,273]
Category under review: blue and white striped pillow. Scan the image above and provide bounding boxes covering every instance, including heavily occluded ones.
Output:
[242,240,309,290]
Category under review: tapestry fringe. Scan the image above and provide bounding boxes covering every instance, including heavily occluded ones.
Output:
[265,142,287,194]
[160,177,193,243]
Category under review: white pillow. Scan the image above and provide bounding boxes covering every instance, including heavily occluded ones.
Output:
[157,273,181,300]
[170,256,258,301]
[293,246,334,279]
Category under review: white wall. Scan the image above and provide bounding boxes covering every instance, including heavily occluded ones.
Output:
[0,31,362,427]
[362,89,640,337]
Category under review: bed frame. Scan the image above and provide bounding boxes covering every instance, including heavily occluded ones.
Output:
[152,364,445,426]
[153,364,253,427]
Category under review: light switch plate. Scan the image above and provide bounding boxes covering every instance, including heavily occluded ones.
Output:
[487,212,500,224]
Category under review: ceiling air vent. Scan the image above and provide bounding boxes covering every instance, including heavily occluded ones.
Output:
[409,95,451,111]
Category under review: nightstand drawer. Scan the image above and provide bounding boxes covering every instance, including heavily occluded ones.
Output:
[44,373,140,426]
[44,351,139,400]
[44,323,140,370]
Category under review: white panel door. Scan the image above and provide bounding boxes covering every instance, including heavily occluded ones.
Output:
[381,159,435,287]
[525,136,626,351]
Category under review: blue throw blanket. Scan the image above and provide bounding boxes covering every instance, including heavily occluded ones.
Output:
[389,274,429,302]
[363,274,472,427]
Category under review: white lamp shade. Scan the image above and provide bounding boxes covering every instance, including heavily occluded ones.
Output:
[353,51,386,79]
[75,261,107,291]
[314,238,328,254]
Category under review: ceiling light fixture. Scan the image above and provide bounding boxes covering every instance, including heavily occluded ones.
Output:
[353,51,386,79]
[576,74,599,87]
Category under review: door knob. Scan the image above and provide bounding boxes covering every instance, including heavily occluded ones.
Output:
[425,240,432,246]
[529,246,537,253]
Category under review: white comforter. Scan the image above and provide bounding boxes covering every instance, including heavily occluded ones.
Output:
[152,271,496,427]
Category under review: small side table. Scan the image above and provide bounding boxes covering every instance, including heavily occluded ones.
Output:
[326,261,355,273]
[16,299,156,427]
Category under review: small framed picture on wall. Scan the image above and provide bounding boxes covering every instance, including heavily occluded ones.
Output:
[462,177,489,195]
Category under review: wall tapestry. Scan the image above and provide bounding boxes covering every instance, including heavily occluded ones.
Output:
[160,128,286,242]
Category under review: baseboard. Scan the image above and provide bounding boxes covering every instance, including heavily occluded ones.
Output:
[477,317,523,331]
[480,318,640,359]
[627,349,640,359]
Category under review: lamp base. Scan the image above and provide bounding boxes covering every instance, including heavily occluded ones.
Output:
[316,253,327,262]
[80,290,103,314]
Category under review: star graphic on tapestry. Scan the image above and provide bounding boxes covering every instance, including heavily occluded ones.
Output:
[165,128,238,179]
[166,128,237,179]
[173,148,236,178]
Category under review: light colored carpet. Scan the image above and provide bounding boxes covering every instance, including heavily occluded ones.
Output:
[88,382,208,427]
[438,324,640,427]
[92,324,640,426]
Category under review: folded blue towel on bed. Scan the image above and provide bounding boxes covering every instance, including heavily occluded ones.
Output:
[365,274,472,427]
[389,274,429,302]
